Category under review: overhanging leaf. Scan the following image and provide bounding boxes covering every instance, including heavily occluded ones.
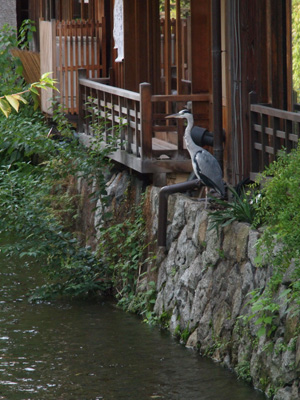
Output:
[30,86,39,95]
[5,95,20,112]
[0,98,12,118]
[12,94,28,104]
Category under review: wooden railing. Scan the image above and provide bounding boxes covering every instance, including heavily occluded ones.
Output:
[56,18,106,114]
[250,92,300,178]
[78,73,210,173]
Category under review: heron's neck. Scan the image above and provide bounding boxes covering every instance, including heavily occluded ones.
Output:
[184,116,195,151]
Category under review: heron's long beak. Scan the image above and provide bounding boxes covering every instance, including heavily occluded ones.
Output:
[165,113,179,119]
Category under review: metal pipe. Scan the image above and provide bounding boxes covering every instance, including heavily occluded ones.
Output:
[157,179,202,248]
[212,0,223,170]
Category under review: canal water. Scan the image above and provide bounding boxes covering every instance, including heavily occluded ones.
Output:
[0,252,266,400]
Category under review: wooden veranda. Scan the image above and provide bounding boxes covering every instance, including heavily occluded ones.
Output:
[78,72,210,175]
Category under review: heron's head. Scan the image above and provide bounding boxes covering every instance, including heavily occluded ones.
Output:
[165,109,191,120]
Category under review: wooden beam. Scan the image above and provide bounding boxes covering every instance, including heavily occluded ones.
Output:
[190,0,211,93]
[164,0,172,95]
[176,0,182,94]
[123,0,137,91]
[190,0,211,129]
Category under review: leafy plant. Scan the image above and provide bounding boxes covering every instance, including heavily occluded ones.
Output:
[246,286,281,338]
[292,0,300,101]
[208,186,256,233]
[0,87,156,309]
[243,144,300,336]
[0,24,24,95]
[0,161,111,300]
[0,72,58,117]
[0,96,119,299]
[0,23,57,117]
[98,194,153,309]
[18,19,36,50]
[235,360,252,383]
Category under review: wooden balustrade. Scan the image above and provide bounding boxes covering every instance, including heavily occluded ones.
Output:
[78,74,210,174]
[250,92,300,179]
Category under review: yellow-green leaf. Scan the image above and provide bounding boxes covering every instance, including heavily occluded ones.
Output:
[12,94,28,104]
[5,95,20,112]
[41,71,53,80]
[0,98,12,118]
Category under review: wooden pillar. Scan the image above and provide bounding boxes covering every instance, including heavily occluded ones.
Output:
[176,0,182,95]
[190,0,211,128]
[164,0,172,95]
[78,69,87,132]
[123,0,137,91]
[148,0,161,94]
[140,83,152,159]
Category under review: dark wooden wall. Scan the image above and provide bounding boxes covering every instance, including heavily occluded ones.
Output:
[229,0,289,181]
[121,0,160,93]
[190,0,211,129]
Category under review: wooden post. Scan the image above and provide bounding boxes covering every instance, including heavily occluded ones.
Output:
[175,0,182,95]
[249,91,258,174]
[140,83,152,159]
[272,116,280,162]
[40,19,56,114]
[164,0,171,97]
[78,69,87,132]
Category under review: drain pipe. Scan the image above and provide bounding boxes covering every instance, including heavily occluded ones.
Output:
[157,179,202,248]
[212,0,223,171]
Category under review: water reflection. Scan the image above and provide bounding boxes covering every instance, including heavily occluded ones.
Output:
[0,254,266,399]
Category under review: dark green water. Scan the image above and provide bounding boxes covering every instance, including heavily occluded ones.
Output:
[0,253,266,400]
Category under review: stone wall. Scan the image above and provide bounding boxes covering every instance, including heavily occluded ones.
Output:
[149,188,300,400]
[0,0,16,29]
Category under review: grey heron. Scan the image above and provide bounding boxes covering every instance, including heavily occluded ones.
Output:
[166,109,225,198]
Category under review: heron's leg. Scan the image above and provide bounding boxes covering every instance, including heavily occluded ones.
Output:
[198,185,206,199]
[204,187,208,209]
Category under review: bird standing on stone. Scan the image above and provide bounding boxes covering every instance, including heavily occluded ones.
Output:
[166,109,225,198]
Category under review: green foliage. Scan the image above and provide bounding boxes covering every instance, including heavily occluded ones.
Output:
[157,310,172,329]
[173,323,191,344]
[235,360,252,383]
[242,144,300,337]
[208,186,256,233]
[18,19,36,50]
[253,145,300,308]
[0,99,120,299]
[0,24,24,95]
[292,0,300,101]
[0,161,110,300]
[159,0,190,17]
[98,194,153,312]
[127,281,157,323]
[0,93,155,311]
[0,23,57,117]
[0,107,113,299]
[0,73,58,117]
[246,285,282,338]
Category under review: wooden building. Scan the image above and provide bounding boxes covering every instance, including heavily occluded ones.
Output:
[17,0,300,186]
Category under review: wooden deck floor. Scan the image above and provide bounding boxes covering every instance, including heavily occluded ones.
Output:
[152,138,178,151]
[78,132,192,175]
